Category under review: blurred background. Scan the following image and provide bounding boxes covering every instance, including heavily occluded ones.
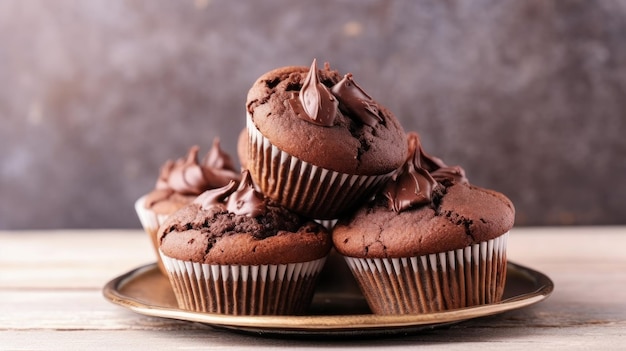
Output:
[1,0,624,230]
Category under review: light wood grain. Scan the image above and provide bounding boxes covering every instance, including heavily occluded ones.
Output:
[1,227,625,350]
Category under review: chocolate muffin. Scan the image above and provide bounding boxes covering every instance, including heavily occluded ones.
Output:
[332,133,515,314]
[245,59,407,219]
[157,170,332,315]
[135,139,240,274]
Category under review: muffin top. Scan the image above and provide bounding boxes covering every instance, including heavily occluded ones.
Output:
[332,133,515,258]
[158,171,331,265]
[246,59,407,175]
[144,139,240,214]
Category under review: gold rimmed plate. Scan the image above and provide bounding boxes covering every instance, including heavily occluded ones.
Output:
[102,260,553,338]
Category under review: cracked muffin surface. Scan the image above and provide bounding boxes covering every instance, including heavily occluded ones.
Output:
[332,183,515,258]
[332,131,514,258]
[157,172,332,265]
[246,62,406,175]
[158,202,331,265]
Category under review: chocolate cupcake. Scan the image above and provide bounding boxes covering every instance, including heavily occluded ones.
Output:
[135,139,240,274]
[158,170,332,315]
[332,133,515,314]
[245,59,407,219]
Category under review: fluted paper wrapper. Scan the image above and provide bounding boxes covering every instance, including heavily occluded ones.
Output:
[344,232,509,314]
[315,219,338,231]
[134,196,172,275]
[160,252,327,315]
[246,114,393,219]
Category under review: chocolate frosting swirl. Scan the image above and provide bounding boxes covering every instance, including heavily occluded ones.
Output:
[290,59,384,128]
[295,59,338,127]
[204,138,238,174]
[330,73,383,127]
[383,138,439,212]
[412,134,469,186]
[383,133,468,212]
[155,139,240,196]
[194,170,267,217]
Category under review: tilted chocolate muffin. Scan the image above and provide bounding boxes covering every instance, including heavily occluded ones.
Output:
[332,132,515,314]
[135,139,240,274]
[157,170,332,315]
[245,59,407,219]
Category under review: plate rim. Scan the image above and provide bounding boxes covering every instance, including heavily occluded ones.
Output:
[102,261,553,332]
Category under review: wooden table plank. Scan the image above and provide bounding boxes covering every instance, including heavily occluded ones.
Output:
[2,325,626,351]
[0,230,153,288]
[1,227,625,350]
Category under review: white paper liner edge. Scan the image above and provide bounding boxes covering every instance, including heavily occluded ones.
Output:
[344,232,509,314]
[134,195,170,233]
[160,251,327,314]
[246,113,393,219]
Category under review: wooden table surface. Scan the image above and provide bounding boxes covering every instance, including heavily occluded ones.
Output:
[1,227,625,350]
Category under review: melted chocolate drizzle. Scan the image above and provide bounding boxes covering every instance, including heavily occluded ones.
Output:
[295,59,338,127]
[331,73,383,127]
[291,59,384,128]
[383,133,469,212]
[194,170,267,217]
[155,139,240,196]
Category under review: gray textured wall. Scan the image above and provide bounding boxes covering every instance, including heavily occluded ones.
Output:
[1,0,625,230]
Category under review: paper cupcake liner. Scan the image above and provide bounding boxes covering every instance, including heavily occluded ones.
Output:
[160,252,327,315]
[315,219,338,231]
[134,196,172,275]
[343,232,509,314]
[246,113,393,219]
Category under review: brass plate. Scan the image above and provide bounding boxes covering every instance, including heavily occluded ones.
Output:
[102,260,553,338]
